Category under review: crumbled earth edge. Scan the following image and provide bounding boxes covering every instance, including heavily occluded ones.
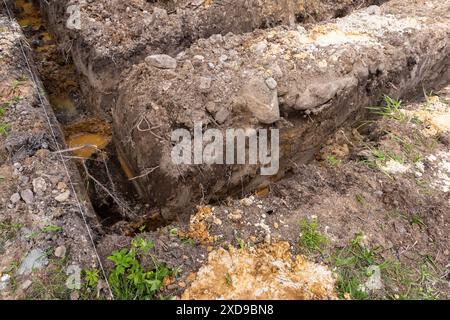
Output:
[0,14,104,300]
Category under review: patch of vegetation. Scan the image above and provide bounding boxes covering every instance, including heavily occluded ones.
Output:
[24,257,71,300]
[383,255,446,300]
[0,123,10,136]
[236,237,246,250]
[0,221,22,254]
[325,155,341,167]
[107,236,172,300]
[225,273,233,286]
[410,214,426,229]
[42,224,63,233]
[298,218,328,255]
[355,194,366,205]
[367,95,406,121]
[329,231,447,300]
[331,233,378,300]
[84,268,99,288]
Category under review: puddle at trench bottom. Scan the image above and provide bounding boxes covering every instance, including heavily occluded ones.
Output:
[49,94,79,122]
[66,133,111,158]
[14,0,114,159]
[64,118,113,158]
[15,0,41,30]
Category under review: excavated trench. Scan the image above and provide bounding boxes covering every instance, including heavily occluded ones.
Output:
[11,0,450,232]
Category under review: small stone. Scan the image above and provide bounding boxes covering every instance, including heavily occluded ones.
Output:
[0,274,11,291]
[366,5,381,15]
[214,107,230,124]
[151,7,168,20]
[444,249,449,256]
[32,177,47,195]
[265,77,277,90]
[198,76,212,92]
[17,249,48,275]
[54,246,67,258]
[20,189,34,204]
[55,190,70,203]
[270,64,283,78]
[251,41,267,55]
[240,197,254,207]
[193,55,205,62]
[145,54,177,69]
[213,217,222,225]
[10,193,21,204]
[57,181,67,191]
[21,280,32,290]
[70,291,79,300]
[219,54,228,63]
[274,222,279,229]
[241,78,280,124]
[228,210,243,222]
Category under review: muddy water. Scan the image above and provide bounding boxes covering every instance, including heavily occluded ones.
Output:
[14,0,112,159]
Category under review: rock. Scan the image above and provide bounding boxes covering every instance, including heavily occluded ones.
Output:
[240,197,254,207]
[21,279,32,291]
[32,177,47,195]
[10,193,21,204]
[55,190,71,202]
[13,162,22,172]
[198,76,212,92]
[151,7,168,20]
[70,291,79,301]
[20,189,34,204]
[365,265,383,291]
[374,190,383,198]
[54,245,67,258]
[251,41,267,55]
[228,210,243,222]
[145,54,177,69]
[241,78,280,124]
[382,160,410,174]
[357,149,373,159]
[56,181,67,191]
[17,249,48,275]
[213,217,222,225]
[294,77,356,110]
[265,77,277,90]
[366,5,381,15]
[0,274,11,291]
[214,107,230,124]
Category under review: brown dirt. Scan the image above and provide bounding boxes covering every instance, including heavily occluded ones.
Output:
[113,0,450,218]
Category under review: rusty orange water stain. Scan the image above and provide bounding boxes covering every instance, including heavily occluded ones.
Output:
[117,152,135,180]
[64,118,112,158]
[15,0,42,30]
[67,133,110,158]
